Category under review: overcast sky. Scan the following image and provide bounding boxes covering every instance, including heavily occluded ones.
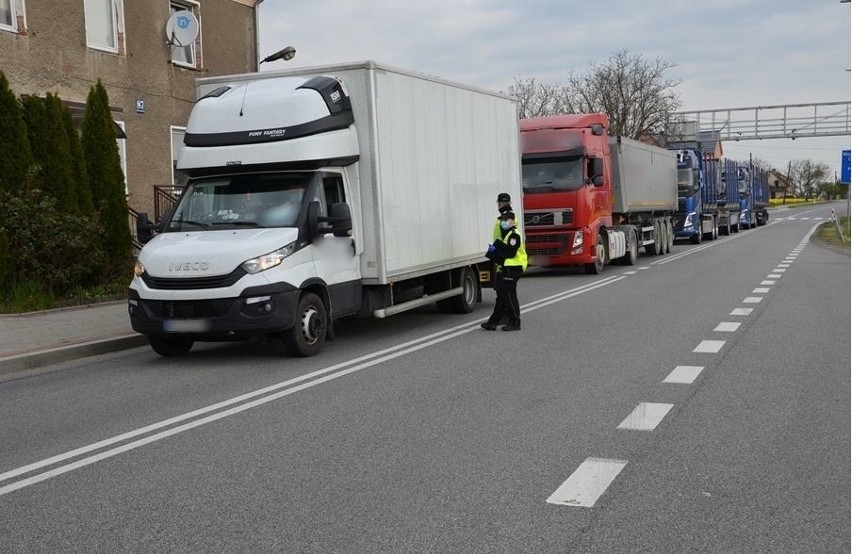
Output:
[258,0,851,176]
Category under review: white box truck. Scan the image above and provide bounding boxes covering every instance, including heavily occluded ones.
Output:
[129,61,521,357]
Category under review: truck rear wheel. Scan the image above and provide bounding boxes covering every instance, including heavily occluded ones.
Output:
[438,267,478,313]
[646,222,662,255]
[585,235,605,274]
[666,219,674,252]
[149,335,194,357]
[283,292,327,357]
[624,231,639,265]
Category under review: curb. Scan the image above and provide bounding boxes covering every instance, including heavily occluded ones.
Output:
[0,334,148,377]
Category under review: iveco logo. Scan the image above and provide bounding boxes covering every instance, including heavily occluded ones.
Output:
[169,261,210,271]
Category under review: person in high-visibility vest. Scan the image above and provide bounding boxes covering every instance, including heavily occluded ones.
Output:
[482,211,527,331]
[492,192,513,241]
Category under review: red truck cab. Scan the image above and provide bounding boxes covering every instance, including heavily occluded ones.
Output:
[520,114,611,270]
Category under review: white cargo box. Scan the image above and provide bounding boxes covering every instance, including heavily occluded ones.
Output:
[194,62,522,285]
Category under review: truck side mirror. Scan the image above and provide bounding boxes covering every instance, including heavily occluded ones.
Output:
[137,212,155,244]
[326,203,352,237]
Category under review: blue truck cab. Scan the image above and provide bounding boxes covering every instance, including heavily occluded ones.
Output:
[672,147,719,244]
[738,165,770,228]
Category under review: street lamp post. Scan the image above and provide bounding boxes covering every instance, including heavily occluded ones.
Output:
[258,46,296,68]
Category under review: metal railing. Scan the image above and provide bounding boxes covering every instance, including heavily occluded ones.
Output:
[154,185,183,222]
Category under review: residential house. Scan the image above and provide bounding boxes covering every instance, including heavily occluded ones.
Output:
[0,0,263,217]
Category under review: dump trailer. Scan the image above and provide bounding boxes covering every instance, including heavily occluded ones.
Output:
[521,114,677,274]
[129,61,521,357]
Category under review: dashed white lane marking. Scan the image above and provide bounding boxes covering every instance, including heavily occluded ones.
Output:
[546,458,628,507]
[730,308,753,316]
[623,271,638,275]
[760,280,776,285]
[743,297,763,304]
[618,402,674,431]
[769,272,784,277]
[638,266,651,271]
[664,365,704,384]
[694,340,726,353]
[778,264,791,268]
[752,287,771,293]
[714,322,741,332]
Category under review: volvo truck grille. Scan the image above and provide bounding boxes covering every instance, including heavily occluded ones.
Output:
[524,210,572,227]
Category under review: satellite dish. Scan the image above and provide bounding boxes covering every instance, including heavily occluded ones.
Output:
[166,10,199,46]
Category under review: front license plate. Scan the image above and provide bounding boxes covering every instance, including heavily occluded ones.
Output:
[163,319,210,333]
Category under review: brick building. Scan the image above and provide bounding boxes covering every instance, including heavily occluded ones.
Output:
[0,0,262,215]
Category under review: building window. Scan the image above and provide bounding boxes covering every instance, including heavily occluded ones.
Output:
[84,0,122,53]
[170,1,201,68]
[0,0,24,33]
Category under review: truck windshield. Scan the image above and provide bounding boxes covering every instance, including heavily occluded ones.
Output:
[522,158,584,193]
[165,173,311,232]
[677,168,696,197]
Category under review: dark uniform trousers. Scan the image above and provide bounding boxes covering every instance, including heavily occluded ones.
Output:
[487,265,523,327]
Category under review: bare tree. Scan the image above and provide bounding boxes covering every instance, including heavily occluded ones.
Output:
[506,76,561,119]
[789,159,830,198]
[561,49,683,139]
[506,50,683,139]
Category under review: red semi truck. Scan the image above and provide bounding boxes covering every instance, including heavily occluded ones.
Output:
[520,114,678,273]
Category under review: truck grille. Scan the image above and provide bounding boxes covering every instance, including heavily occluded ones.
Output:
[526,233,569,256]
[524,210,572,227]
[142,298,236,319]
[141,268,247,290]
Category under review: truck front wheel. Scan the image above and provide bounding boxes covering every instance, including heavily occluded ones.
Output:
[585,235,605,274]
[283,292,327,357]
[149,335,194,357]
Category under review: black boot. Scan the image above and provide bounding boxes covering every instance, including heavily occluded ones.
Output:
[501,322,521,331]
[481,322,497,331]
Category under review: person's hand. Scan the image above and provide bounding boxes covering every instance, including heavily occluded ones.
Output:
[487,244,496,254]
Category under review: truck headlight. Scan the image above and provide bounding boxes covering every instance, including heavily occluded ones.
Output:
[241,242,296,274]
[684,212,695,227]
[134,260,145,277]
[739,211,748,221]
[572,231,584,248]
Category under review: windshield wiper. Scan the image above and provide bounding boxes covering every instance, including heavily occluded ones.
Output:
[211,221,261,227]
[174,220,210,230]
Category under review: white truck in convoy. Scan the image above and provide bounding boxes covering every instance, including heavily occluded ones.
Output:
[130,61,521,357]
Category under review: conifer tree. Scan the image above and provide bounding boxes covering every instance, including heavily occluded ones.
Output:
[23,93,78,210]
[60,98,95,215]
[0,72,33,195]
[81,80,132,278]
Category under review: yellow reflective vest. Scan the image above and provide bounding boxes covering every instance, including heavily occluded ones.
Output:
[500,228,528,271]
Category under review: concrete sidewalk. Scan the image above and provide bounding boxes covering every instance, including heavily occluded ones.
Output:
[0,300,147,376]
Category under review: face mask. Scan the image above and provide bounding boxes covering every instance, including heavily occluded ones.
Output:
[500,220,512,230]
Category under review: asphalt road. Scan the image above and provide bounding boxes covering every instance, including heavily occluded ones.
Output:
[1,201,849,553]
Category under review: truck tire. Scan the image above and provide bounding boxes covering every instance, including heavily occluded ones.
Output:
[732,222,739,233]
[283,292,327,357]
[624,231,639,265]
[712,218,718,240]
[690,228,702,244]
[438,266,478,313]
[665,219,674,253]
[646,222,662,255]
[585,235,605,274]
[149,335,194,357]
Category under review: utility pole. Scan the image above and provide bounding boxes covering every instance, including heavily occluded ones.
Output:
[783,161,792,204]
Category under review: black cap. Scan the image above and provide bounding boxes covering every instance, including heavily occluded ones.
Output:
[497,192,511,203]
[499,211,516,221]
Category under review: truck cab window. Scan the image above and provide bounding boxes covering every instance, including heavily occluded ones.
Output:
[322,172,346,214]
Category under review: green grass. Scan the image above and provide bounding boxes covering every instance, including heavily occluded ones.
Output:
[816,217,850,253]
